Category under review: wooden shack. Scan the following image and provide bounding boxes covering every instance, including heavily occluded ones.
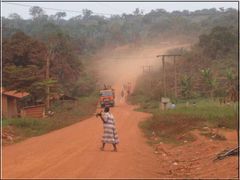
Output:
[20,104,46,118]
[1,88,29,118]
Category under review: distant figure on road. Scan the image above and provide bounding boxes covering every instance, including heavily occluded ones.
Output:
[121,89,125,99]
[97,107,119,152]
[127,82,132,95]
[123,83,127,91]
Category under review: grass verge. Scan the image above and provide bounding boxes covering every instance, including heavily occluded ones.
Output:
[2,94,98,145]
[130,94,237,145]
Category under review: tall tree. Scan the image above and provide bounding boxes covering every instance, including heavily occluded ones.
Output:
[82,9,93,20]
[29,6,45,19]
[45,31,81,95]
[2,32,48,101]
[3,31,46,68]
[54,12,67,24]
[199,26,237,59]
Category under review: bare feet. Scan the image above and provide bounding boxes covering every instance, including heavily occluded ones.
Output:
[100,147,104,151]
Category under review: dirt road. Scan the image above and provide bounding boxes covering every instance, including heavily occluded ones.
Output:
[3,42,238,178]
[3,103,160,178]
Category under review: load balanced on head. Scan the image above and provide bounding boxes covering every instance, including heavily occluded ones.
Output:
[99,84,115,108]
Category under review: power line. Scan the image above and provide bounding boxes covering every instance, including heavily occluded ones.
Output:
[2,2,119,16]
[94,2,123,14]
[3,2,232,18]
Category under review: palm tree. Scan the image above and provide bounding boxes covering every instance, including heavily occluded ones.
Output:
[200,68,217,99]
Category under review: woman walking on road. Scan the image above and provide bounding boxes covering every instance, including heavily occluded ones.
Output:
[97,107,119,152]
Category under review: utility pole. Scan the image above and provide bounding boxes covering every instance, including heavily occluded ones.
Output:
[142,65,152,74]
[156,54,181,98]
[162,56,166,97]
[46,53,50,111]
[46,48,54,111]
[174,56,177,98]
[142,65,153,87]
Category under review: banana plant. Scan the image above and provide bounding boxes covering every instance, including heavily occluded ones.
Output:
[180,74,192,98]
[209,78,218,99]
[200,68,217,99]
[226,68,237,102]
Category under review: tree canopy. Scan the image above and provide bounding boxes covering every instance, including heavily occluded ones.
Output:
[2,6,238,102]
[2,7,238,54]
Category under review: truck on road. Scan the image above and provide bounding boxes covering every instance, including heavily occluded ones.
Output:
[99,89,115,108]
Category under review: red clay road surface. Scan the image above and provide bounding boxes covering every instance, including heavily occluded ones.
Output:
[3,42,238,179]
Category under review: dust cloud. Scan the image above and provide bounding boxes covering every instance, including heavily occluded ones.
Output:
[93,40,192,93]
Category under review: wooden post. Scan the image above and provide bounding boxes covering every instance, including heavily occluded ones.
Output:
[46,53,50,110]
[142,66,147,74]
[174,56,177,98]
[148,65,152,72]
[162,55,166,97]
[142,65,152,74]
[46,47,54,111]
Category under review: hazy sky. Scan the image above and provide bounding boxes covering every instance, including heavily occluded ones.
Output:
[2,1,238,19]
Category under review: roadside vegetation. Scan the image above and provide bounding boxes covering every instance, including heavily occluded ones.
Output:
[3,7,237,49]
[130,18,238,145]
[2,94,98,145]
[136,98,236,144]
[2,30,98,144]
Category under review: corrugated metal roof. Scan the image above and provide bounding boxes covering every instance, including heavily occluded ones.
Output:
[1,88,29,98]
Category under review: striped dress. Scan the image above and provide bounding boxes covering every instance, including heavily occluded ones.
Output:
[102,112,119,144]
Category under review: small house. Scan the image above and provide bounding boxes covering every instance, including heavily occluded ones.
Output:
[1,88,29,118]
